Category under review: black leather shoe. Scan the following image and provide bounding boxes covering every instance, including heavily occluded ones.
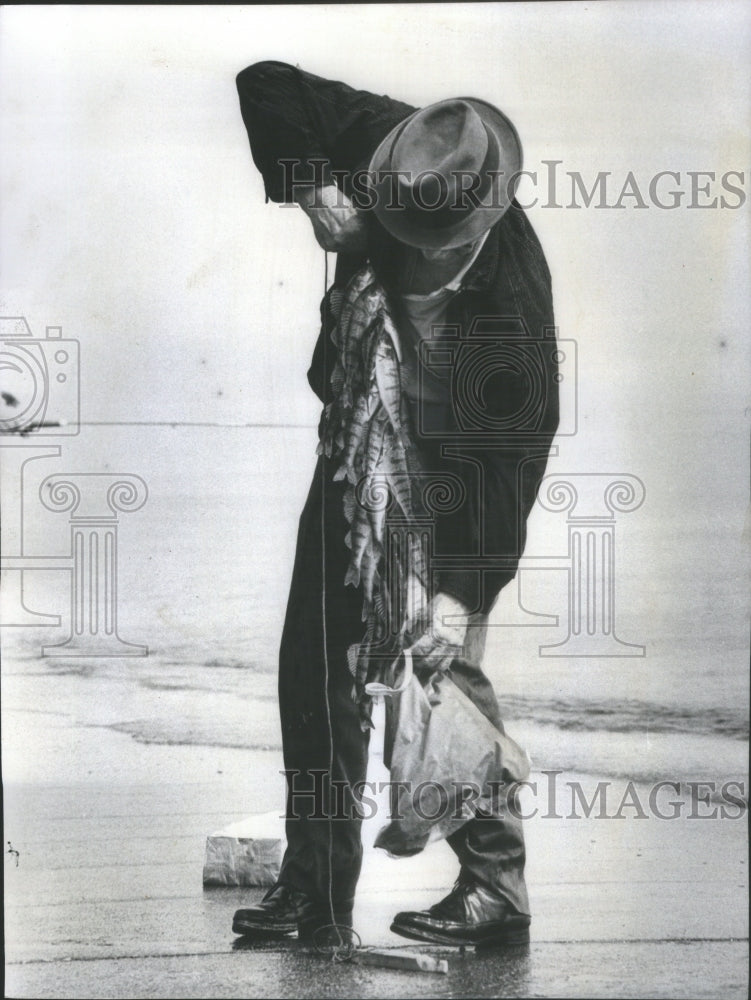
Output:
[390,879,531,947]
[232,883,314,936]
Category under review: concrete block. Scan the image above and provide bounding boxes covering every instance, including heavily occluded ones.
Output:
[203,811,286,887]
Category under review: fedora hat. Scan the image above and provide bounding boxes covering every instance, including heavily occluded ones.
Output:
[368,98,522,249]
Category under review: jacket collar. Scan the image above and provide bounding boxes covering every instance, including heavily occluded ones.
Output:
[461,220,500,291]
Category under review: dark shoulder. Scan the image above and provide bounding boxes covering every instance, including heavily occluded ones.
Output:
[462,206,553,330]
[236,60,295,90]
[496,203,551,283]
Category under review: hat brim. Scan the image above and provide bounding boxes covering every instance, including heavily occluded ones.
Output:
[367,97,523,250]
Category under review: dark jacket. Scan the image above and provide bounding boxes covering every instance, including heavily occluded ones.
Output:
[236,61,559,615]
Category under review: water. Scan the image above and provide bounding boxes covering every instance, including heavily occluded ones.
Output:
[2,425,748,789]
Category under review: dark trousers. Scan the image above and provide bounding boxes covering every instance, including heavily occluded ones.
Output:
[277,456,530,917]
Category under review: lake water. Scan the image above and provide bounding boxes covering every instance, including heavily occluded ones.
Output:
[2,424,748,791]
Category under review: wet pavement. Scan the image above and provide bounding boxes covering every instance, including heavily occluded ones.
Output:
[3,766,748,999]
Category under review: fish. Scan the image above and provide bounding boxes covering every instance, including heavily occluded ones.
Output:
[327,286,345,324]
[360,543,381,609]
[379,433,413,520]
[362,312,389,384]
[366,475,388,546]
[334,392,370,482]
[337,275,379,408]
[346,641,360,678]
[342,485,357,524]
[336,265,376,344]
[356,408,389,515]
[353,406,385,483]
[351,378,381,468]
[379,307,404,363]
[344,502,372,588]
[346,286,384,343]
[373,335,404,441]
[330,364,345,396]
[325,264,438,709]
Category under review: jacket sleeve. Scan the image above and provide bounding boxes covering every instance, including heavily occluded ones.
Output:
[432,440,556,615]
[236,61,417,404]
[236,60,415,203]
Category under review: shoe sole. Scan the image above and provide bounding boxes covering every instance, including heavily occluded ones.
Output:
[232,920,297,937]
[390,920,530,948]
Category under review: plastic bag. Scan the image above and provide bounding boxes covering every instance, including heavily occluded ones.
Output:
[371,653,530,857]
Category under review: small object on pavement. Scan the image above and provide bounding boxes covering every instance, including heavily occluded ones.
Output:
[355,949,449,974]
[203,811,285,887]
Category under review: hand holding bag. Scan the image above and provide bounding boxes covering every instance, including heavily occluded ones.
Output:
[367,649,530,857]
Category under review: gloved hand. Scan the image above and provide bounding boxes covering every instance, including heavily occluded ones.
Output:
[409,592,470,673]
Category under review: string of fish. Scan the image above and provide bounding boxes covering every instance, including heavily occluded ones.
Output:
[317,263,429,728]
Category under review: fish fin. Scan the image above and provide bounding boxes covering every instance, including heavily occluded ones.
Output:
[346,643,360,677]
